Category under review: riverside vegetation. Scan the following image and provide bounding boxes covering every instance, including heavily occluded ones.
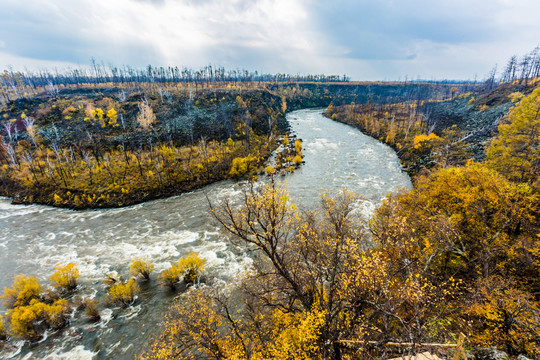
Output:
[0,87,297,208]
[1,59,538,359]
[0,66,464,209]
[138,55,538,359]
[139,82,539,359]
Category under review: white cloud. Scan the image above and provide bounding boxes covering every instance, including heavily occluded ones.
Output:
[0,0,539,80]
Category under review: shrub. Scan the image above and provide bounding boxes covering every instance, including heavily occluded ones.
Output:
[108,279,139,307]
[177,253,206,284]
[83,298,100,322]
[1,274,42,309]
[129,259,154,280]
[50,263,80,292]
[294,139,302,154]
[265,165,275,175]
[158,265,181,289]
[229,155,258,177]
[7,299,69,340]
[43,299,70,329]
[104,272,123,287]
[159,253,206,288]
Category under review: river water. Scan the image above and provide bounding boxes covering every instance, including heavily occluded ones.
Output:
[0,109,411,359]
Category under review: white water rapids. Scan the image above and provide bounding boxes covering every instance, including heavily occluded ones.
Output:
[0,109,411,359]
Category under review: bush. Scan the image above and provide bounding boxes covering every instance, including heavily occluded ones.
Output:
[7,299,69,340]
[158,265,181,289]
[82,298,100,322]
[104,272,123,287]
[50,263,80,292]
[159,253,206,288]
[129,259,154,280]
[294,139,302,153]
[1,274,42,309]
[177,253,206,284]
[108,279,139,307]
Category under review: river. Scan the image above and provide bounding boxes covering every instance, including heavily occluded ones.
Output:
[0,109,411,359]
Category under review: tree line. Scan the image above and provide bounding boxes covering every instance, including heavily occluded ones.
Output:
[0,62,351,103]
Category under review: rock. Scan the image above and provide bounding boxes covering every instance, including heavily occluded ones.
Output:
[516,355,531,360]
[472,347,509,360]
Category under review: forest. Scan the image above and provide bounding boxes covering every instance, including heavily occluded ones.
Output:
[0,49,539,359]
[0,66,464,209]
[138,70,539,359]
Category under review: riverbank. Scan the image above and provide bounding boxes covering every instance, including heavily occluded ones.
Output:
[0,88,305,209]
[324,81,540,177]
[0,109,411,359]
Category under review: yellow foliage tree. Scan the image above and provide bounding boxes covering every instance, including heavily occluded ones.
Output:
[487,86,540,185]
[106,108,118,127]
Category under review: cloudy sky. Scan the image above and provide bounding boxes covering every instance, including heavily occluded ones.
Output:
[0,0,538,80]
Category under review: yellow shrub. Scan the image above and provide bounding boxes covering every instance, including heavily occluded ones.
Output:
[83,298,100,321]
[413,133,440,149]
[50,263,80,292]
[159,253,206,288]
[1,274,42,309]
[104,272,123,287]
[229,155,257,177]
[129,258,154,280]
[108,279,139,307]
[43,299,69,329]
[294,139,302,154]
[53,193,63,204]
[509,91,524,103]
[265,165,275,175]
[177,253,206,284]
[292,155,303,165]
[7,299,69,340]
[158,265,181,288]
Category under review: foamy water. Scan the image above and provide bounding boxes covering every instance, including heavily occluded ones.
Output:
[0,109,411,359]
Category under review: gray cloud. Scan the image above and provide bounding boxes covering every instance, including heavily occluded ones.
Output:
[0,0,539,80]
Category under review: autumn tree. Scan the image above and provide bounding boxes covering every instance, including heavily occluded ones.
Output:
[137,101,156,130]
[367,163,540,355]
[144,180,366,359]
[486,86,540,186]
